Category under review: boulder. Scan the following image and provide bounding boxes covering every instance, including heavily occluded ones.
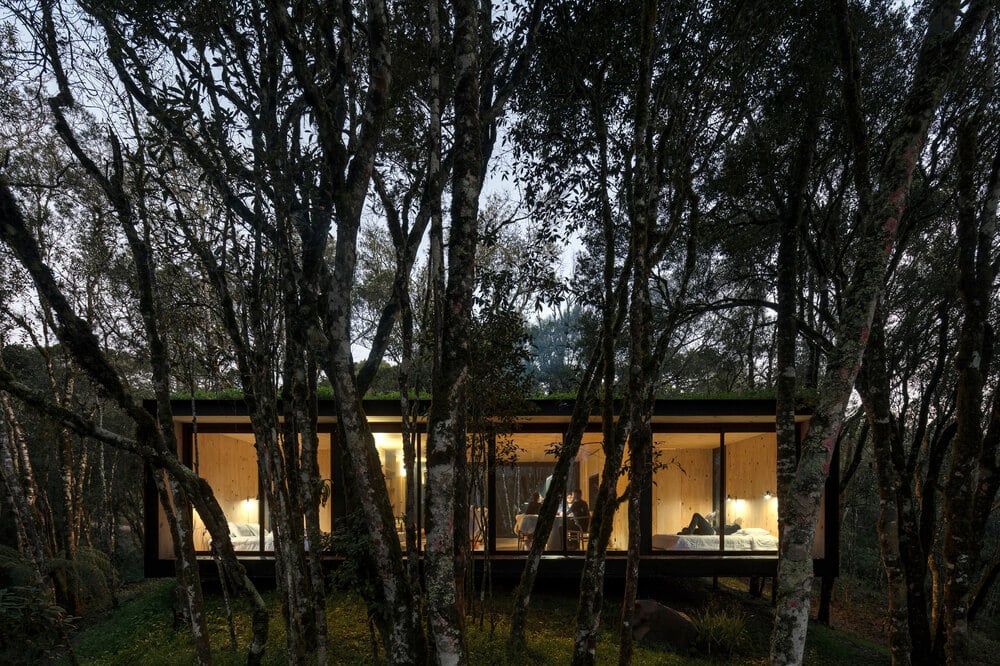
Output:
[632,599,698,652]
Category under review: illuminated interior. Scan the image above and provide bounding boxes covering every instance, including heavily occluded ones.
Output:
[651,432,784,552]
[184,431,332,553]
[155,421,824,561]
[373,431,425,546]
[494,431,627,552]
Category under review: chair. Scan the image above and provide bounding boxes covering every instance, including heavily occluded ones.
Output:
[567,516,589,550]
[469,507,487,549]
[515,514,536,550]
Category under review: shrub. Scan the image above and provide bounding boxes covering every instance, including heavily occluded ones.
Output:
[0,545,38,587]
[46,547,115,615]
[691,604,750,658]
[0,586,76,664]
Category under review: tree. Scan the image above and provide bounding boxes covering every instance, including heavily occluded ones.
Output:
[769,1,993,663]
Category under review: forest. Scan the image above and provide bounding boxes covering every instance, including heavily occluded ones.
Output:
[0,0,998,665]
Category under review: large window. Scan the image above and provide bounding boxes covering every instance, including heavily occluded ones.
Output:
[373,432,425,547]
[157,419,823,562]
[493,431,624,552]
[723,432,779,541]
[174,428,333,555]
[651,431,780,553]
[191,431,259,552]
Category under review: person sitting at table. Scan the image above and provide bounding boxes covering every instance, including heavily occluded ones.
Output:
[524,492,543,515]
[567,489,589,523]
[679,511,742,535]
[565,489,590,549]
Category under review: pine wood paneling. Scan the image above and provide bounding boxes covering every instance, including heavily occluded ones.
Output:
[652,446,715,535]
[724,433,778,534]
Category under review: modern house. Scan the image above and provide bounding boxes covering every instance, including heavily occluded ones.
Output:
[145,398,838,584]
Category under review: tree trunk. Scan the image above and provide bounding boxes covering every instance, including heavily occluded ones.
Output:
[857,325,914,665]
[571,421,626,665]
[942,115,1000,666]
[775,103,819,538]
[571,54,630,662]
[0,399,47,584]
[507,345,604,653]
[619,2,656,663]
[771,3,989,662]
[154,472,213,665]
[421,2,483,661]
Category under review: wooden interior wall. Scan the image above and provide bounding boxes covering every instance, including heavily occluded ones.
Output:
[191,433,257,549]
[651,446,715,535]
[575,435,631,550]
[724,434,778,534]
[317,436,332,533]
[381,447,406,517]
[612,458,629,550]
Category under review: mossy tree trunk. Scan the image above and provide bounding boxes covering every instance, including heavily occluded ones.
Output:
[421,1,483,661]
[770,2,990,663]
[0,395,49,584]
[942,114,1000,666]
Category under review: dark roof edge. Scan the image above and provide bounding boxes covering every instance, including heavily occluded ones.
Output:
[154,397,811,419]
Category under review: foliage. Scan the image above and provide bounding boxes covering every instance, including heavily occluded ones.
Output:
[171,388,246,400]
[0,585,76,665]
[690,604,750,658]
[46,547,116,616]
[62,578,895,665]
[0,545,37,587]
[325,510,381,609]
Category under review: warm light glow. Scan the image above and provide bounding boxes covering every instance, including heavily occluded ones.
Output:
[239,497,259,523]
[399,461,407,477]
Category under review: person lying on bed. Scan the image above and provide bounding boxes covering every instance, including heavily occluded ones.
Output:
[678,511,742,535]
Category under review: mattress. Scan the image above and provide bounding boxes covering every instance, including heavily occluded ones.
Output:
[227,522,274,551]
[652,530,778,551]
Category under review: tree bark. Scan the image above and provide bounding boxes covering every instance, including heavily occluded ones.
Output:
[420,1,483,661]
[618,2,656,663]
[770,3,990,663]
[942,114,1000,666]
[507,344,605,654]
[0,397,48,584]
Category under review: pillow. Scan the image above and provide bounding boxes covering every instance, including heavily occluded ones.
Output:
[231,523,256,537]
[738,527,770,536]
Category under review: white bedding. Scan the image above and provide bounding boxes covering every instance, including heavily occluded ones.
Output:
[652,530,778,551]
[228,522,274,551]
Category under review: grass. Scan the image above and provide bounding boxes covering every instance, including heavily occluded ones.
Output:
[64,578,889,665]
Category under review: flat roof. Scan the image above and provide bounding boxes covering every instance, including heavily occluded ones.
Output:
[161,397,812,426]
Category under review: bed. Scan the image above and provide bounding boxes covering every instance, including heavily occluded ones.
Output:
[227,522,274,551]
[652,528,778,552]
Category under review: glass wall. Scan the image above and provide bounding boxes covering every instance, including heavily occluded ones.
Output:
[723,432,779,545]
[159,421,821,562]
[373,432,425,547]
[191,431,259,552]
[493,431,624,552]
[651,433,720,551]
[184,429,333,554]
[651,431,781,553]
